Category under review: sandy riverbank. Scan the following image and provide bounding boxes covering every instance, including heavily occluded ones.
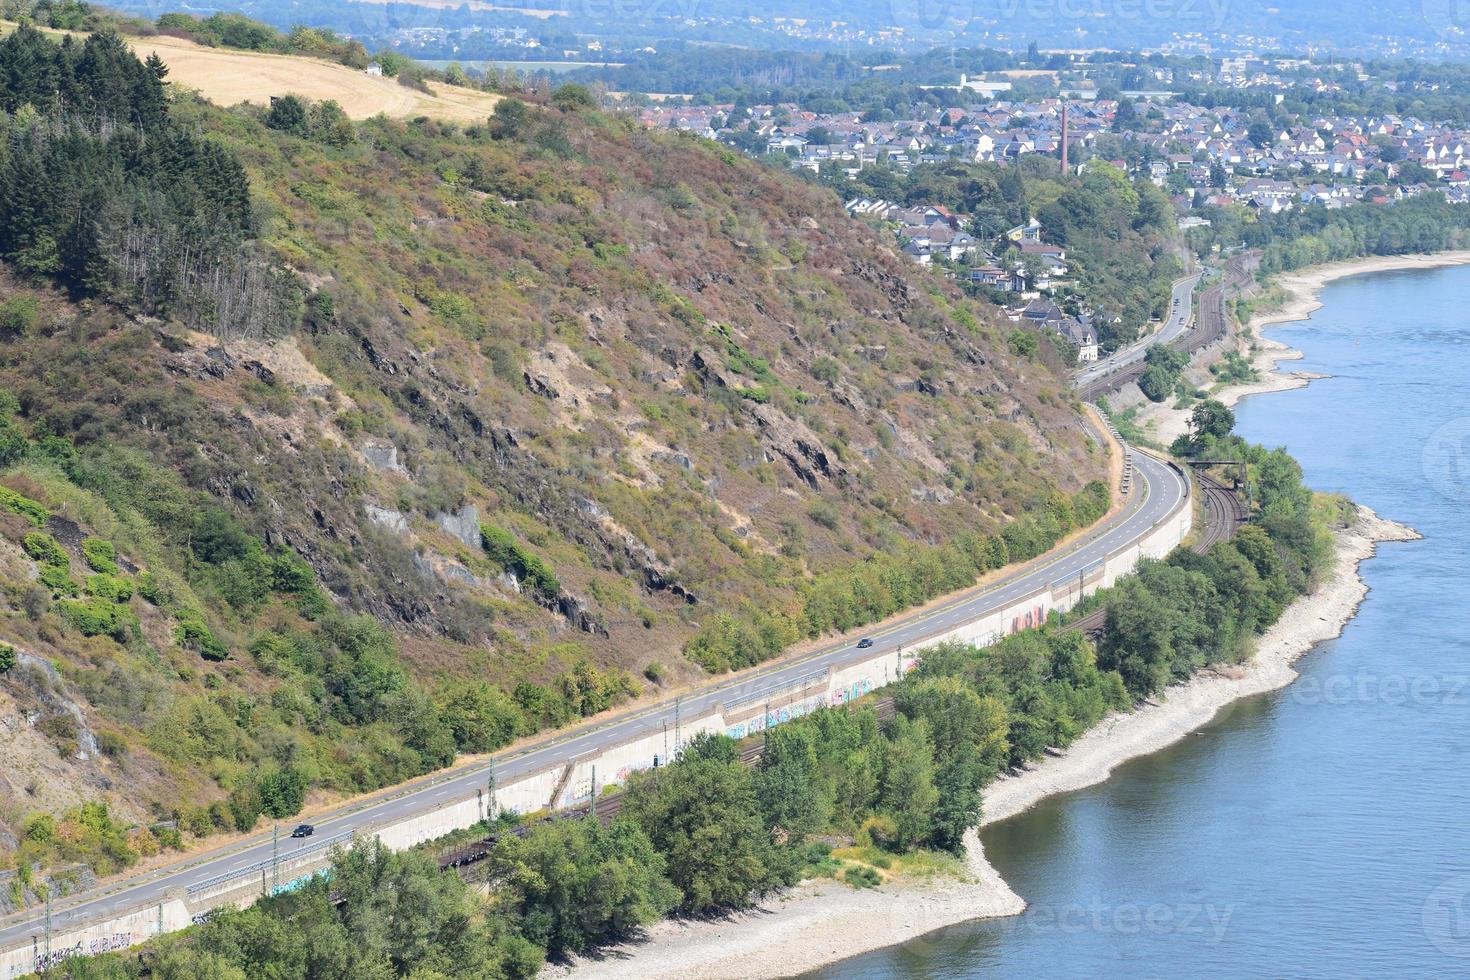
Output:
[552,507,1417,980]
[549,823,1025,980]
[1136,249,1470,445]
[980,507,1419,825]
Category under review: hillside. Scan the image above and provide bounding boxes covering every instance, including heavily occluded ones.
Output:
[0,24,1106,885]
[0,19,502,121]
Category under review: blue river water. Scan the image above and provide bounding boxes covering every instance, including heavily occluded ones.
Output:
[808,264,1470,978]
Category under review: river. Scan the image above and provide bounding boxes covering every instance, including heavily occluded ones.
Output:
[807,264,1470,978]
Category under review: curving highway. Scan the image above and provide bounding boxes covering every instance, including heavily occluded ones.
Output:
[0,448,1190,955]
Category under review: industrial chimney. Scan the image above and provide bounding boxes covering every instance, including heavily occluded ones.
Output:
[1061,103,1070,175]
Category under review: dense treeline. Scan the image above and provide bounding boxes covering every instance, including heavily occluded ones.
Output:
[1193,193,1470,275]
[75,622,1127,978]
[0,24,286,334]
[1095,401,1333,696]
[686,479,1110,671]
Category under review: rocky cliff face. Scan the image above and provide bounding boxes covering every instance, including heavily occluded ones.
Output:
[2,108,1105,676]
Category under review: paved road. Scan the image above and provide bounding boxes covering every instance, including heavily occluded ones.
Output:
[0,452,1189,953]
[1075,274,1200,390]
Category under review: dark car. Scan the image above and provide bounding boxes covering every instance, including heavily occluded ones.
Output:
[290,824,315,839]
[856,638,874,649]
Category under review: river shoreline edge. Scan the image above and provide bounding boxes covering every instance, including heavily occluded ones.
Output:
[549,252,1442,980]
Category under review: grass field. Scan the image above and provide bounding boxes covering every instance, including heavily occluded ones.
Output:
[1,22,501,121]
[135,34,502,121]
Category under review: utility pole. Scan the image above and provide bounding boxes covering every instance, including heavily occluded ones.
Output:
[44,889,51,969]
[272,822,279,893]
[896,644,904,681]
[674,696,682,759]
[487,765,497,824]
[590,765,597,821]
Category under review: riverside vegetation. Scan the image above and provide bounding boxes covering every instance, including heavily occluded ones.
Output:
[65,403,1335,978]
[0,15,1111,890]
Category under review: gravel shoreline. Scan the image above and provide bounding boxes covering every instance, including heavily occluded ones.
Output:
[550,253,1438,980]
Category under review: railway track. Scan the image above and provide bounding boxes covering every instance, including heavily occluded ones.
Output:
[1077,254,1256,402]
[436,697,899,874]
[1066,469,1246,640]
[1195,472,1248,552]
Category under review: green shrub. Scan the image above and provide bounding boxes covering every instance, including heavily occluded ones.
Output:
[136,571,171,606]
[257,767,307,818]
[21,532,67,569]
[81,537,119,574]
[85,573,133,603]
[0,642,14,673]
[0,296,39,337]
[858,814,898,850]
[480,523,559,598]
[38,563,79,597]
[58,597,131,638]
[25,532,79,596]
[268,547,315,593]
[550,82,596,111]
[229,783,262,833]
[96,730,126,757]
[176,615,229,661]
[1007,329,1038,357]
[152,825,182,850]
[24,814,56,843]
[265,94,310,135]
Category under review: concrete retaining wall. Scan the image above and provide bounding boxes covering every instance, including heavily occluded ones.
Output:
[1,899,191,979]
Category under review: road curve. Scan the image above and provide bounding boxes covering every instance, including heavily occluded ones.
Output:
[1075,274,1200,391]
[0,451,1189,952]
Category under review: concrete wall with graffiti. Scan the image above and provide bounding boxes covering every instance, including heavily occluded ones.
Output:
[0,898,192,980]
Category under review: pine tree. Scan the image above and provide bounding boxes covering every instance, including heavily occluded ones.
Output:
[0,22,60,113]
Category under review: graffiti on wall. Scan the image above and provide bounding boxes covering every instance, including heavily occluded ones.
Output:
[828,677,873,707]
[724,691,830,741]
[1010,604,1049,634]
[31,932,133,972]
[270,867,330,898]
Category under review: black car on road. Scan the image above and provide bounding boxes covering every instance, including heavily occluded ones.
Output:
[291,824,315,839]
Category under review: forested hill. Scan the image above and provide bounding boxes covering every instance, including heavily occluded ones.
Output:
[0,23,1106,877]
